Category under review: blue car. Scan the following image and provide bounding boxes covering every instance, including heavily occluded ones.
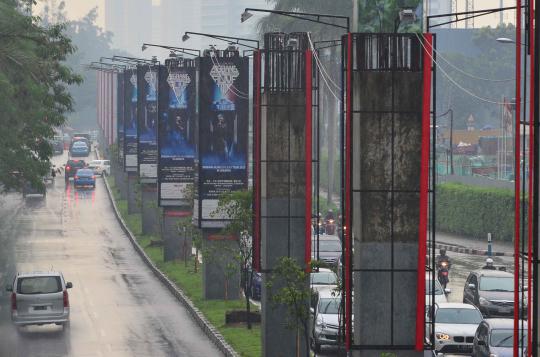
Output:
[70,141,89,157]
[73,169,96,188]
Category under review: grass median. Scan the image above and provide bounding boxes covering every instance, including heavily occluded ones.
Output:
[106,176,261,357]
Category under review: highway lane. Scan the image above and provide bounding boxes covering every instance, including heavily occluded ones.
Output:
[0,153,222,357]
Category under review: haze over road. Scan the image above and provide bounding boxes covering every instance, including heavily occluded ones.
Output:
[0,153,222,357]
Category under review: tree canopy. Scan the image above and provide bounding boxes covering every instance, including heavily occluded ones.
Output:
[0,0,81,191]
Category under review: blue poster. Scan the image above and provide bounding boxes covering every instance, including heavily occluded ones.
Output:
[123,68,138,171]
[137,65,158,181]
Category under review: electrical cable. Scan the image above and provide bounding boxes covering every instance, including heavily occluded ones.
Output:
[209,50,250,99]
[306,33,342,103]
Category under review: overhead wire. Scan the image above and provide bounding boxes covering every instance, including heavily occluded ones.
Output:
[209,49,250,99]
[415,32,528,106]
[306,33,342,103]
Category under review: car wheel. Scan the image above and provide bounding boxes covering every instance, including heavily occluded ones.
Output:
[62,321,70,333]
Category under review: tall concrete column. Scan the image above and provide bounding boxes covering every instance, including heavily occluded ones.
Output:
[127,172,140,214]
[162,208,192,262]
[202,229,240,300]
[349,34,424,357]
[141,184,159,235]
[117,169,128,200]
[259,32,311,357]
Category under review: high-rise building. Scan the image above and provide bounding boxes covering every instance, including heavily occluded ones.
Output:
[105,0,153,54]
[427,0,452,28]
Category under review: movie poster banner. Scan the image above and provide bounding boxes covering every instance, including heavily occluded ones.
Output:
[117,72,124,167]
[158,60,197,206]
[124,68,138,171]
[137,65,158,182]
[197,52,249,226]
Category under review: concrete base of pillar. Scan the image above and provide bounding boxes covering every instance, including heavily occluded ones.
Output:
[202,229,240,300]
[141,184,159,235]
[162,208,192,262]
[127,173,140,214]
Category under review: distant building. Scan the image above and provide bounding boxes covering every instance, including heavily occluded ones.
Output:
[427,0,452,28]
[105,0,153,54]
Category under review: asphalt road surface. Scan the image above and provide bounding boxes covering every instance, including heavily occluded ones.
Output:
[0,152,222,357]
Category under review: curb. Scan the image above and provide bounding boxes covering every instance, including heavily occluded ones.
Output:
[103,175,238,357]
[430,242,512,257]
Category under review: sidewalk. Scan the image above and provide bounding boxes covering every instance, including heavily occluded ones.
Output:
[432,231,515,257]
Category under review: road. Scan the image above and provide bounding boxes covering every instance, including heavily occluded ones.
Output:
[0,153,222,357]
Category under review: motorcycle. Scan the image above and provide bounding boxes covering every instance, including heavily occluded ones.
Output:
[324,218,336,235]
[437,261,450,290]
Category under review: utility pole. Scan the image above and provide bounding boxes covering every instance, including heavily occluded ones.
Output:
[352,0,359,32]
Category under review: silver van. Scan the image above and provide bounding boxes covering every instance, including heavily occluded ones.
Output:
[6,272,73,329]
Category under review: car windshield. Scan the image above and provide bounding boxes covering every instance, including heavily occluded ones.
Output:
[311,271,337,285]
[479,276,514,292]
[77,169,93,176]
[17,276,61,294]
[435,308,482,324]
[426,279,444,295]
[318,298,340,314]
[319,240,341,252]
[490,329,527,347]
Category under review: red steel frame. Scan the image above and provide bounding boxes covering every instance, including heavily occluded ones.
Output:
[344,32,353,351]
[253,50,262,272]
[305,50,313,271]
[514,1,522,355]
[527,0,534,354]
[416,33,433,352]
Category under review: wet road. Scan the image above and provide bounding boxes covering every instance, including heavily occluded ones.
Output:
[0,153,222,357]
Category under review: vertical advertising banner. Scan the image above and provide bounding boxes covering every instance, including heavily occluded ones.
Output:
[198,52,249,226]
[137,65,159,182]
[123,68,138,172]
[117,72,125,166]
[158,59,197,206]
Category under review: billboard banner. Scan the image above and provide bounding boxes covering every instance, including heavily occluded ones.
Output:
[117,71,124,166]
[158,59,197,206]
[137,65,159,182]
[197,52,249,226]
[123,68,138,172]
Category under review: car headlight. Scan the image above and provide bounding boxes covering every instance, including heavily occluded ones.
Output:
[316,316,326,329]
[436,333,450,341]
[489,354,498,357]
[479,297,490,306]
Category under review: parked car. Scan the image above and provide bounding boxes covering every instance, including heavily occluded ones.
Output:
[73,168,96,188]
[6,271,73,330]
[310,268,337,293]
[22,181,46,198]
[310,289,342,353]
[250,271,262,300]
[312,234,342,265]
[87,160,110,176]
[65,159,86,182]
[428,302,483,354]
[473,318,527,357]
[70,141,89,157]
[463,269,526,318]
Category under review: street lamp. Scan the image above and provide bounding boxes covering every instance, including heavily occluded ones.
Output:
[241,8,350,32]
[141,43,200,57]
[112,55,156,65]
[496,37,516,44]
[182,31,259,50]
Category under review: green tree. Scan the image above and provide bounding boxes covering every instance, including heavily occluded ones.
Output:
[0,0,81,192]
[266,257,312,357]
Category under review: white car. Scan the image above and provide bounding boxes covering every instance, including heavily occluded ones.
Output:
[87,160,110,176]
[310,289,341,353]
[310,268,337,293]
[429,302,483,354]
[426,274,449,307]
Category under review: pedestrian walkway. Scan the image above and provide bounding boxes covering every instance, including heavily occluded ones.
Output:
[433,231,515,256]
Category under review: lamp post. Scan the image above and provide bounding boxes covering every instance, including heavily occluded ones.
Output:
[141,43,200,57]
[241,8,350,32]
[112,55,156,65]
[182,31,259,50]
[438,109,454,175]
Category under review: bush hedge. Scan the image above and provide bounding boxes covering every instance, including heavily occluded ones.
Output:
[436,182,526,242]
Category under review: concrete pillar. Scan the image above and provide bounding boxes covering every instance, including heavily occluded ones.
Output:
[162,208,192,262]
[202,229,240,300]
[260,89,309,357]
[141,184,159,235]
[350,35,424,357]
[127,172,140,214]
[117,169,128,200]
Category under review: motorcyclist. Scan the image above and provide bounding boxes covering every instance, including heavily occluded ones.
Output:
[436,249,451,270]
[482,258,497,270]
